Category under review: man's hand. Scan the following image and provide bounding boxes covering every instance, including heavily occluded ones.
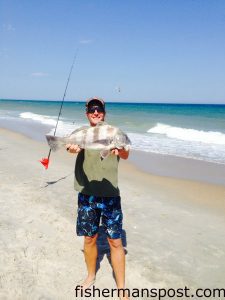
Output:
[66,144,82,154]
[111,148,129,160]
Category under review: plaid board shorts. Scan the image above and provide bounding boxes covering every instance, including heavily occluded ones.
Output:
[76,192,123,239]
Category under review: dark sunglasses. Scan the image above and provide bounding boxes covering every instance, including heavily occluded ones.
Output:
[87,106,105,113]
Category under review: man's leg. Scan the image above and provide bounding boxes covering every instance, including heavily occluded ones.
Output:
[81,234,98,288]
[108,238,129,300]
[76,193,100,287]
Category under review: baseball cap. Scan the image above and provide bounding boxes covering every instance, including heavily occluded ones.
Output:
[86,97,105,110]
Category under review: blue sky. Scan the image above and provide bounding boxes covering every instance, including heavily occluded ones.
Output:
[1,0,225,103]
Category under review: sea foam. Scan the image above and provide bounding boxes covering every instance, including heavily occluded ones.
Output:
[148,123,225,145]
[20,112,58,126]
[19,112,86,136]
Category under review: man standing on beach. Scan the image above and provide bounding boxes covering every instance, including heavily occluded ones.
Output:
[66,97,130,300]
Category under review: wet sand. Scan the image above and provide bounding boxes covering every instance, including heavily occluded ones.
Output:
[130,150,225,187]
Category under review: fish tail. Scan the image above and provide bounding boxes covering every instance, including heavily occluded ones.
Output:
[45,135,66,152]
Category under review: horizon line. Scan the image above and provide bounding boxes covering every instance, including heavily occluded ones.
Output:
[1,98,225,105]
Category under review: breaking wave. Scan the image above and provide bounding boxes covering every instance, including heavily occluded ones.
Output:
[147,123,225,145]
[19,112,86,136]
[20,112,59,126]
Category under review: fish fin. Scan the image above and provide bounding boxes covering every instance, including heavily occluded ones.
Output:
[100,149,110,160]
[124,144,131,151]
[70,126,89,135]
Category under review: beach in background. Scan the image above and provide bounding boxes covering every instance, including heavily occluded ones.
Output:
[1,99,225,299]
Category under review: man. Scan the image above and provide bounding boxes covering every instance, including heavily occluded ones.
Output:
[66,97,130,300]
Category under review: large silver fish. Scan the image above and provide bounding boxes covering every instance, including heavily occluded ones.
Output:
[46,122,131,159]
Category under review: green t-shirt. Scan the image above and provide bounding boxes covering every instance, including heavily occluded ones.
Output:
[74,148,120,197]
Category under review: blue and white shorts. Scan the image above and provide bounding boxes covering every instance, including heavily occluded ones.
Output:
[76,192,123,239]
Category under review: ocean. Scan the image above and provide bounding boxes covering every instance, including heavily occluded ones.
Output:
[1,99,225,165]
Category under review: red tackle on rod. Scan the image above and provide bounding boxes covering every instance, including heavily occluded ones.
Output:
[39,149,51,169]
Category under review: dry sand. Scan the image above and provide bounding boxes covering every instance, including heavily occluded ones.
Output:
[0,128,225,299]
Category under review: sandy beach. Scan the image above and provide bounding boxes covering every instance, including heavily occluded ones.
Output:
[1,128,225,299]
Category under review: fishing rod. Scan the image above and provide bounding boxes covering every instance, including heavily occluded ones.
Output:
[39,49,79,169]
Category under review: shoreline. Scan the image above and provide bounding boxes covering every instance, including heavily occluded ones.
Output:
[130,150,225,187]
[1,123,225,187]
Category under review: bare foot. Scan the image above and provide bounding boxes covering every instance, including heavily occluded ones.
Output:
[120,296,130,300]
[80,276,96,290]
[118,289,130,300]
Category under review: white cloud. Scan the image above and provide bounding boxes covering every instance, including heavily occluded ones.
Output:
[3,23,15,31]
[79,39,93,44]
[31,72,49,77]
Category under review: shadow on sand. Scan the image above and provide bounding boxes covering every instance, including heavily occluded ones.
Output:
[42,172,73,188]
